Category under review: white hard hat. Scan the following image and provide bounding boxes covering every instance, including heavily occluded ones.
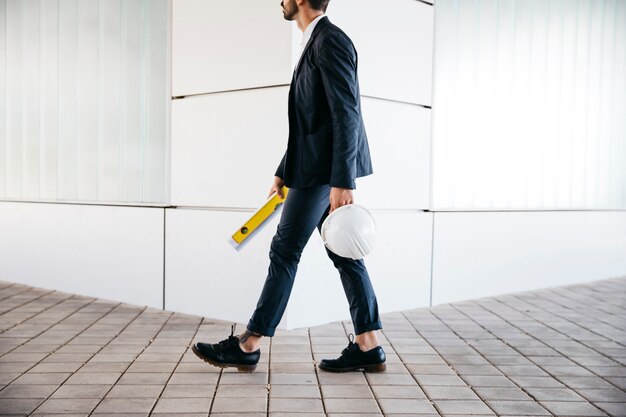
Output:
[321,204,376,260]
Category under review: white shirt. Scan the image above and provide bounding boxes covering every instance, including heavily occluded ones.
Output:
[295,14,326,70]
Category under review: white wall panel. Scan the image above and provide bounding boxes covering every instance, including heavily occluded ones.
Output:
[326,0,434,105]
[0,201,164,309]
[165,208,284,327]
[0,0,169,204]
[172,0,292,97]
[356,98,431,209]
[432,0,626,210]
[431,211,626,305]
[171,88,289,208]
[0,1,5,199]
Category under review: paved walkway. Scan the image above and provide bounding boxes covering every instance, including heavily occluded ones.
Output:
[0,277,624,417]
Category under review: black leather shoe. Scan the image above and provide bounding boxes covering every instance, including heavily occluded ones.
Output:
[318,334,386,372]
[192,325,260,372]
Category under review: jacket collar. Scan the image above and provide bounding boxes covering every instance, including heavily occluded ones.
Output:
[293,16,330,76]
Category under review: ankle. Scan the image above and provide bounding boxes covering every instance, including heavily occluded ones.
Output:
[240,338,261,352]
[357,342,379,352]
[355,332,380,352]
[238,329,262,353]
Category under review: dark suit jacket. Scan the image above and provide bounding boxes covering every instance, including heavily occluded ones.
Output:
[275,16,373,190]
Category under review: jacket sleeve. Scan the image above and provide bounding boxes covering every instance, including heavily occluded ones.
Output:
[275,150,286,180]
[318,31,360,189]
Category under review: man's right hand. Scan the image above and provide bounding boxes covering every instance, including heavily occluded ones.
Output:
[268,176,285,199]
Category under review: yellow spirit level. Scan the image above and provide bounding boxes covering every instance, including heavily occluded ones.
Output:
[229,186,289,249]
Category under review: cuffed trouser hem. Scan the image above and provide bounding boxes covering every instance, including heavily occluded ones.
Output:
[246,320,275,338]
[354,321,383,335]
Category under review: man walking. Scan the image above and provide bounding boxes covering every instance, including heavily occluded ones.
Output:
[192,0,385,373]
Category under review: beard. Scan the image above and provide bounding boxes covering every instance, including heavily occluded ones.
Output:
[281,0,298,21]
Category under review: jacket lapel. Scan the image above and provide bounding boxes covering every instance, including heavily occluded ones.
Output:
[293,16,330,78]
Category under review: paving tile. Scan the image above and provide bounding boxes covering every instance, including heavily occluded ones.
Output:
[211,414,264,417]
[462,375,518,387]
[586,365,626,377]
[270,372,317,385]
[509,376,567,388]
[42,353,94,363]
[556,376,617,389]
[527,355,577,366]
[0,384,58,398]
[486,354,535,365]
[413,374,468,386]
[422,385,480,400]
[215,384,268,398]
[152,397,212,413]
[88,353,137,363]
[135,353,183,362]
[50,384,112,399]
[523,386,587,401]
[273,414,325,417]
[92,397,157,413]
[366,373,417,386]
[118,372,171,385]
[211,397,267,415]
[126,361,178,373]
[80,362,130,372]
[378,398,438,414]
[485,400,551,415]
[542,365,596,377]
[433,399,495,415]
[29,362,83,373]
[320,384,374,399]
[91,413,149,417]
[11,372,72,385]
[269,398,324,413]
[575,388,626,402]
[0,398,44,414]
[65,372,122,385]
[497,365,549,377]
[324,398,380,413]
[0,372,21,385]
[270,353,313,363]
[453,364,504,375]
[34,397,101,413]
[270,362,317,373]
[160,383,215,398]
[218,372,268,385]
[473,386,533,401]
[400,354,447,364]
[0,352,49,362]
[370,384,427,399]
[594,402,626,416]
[405,363,457,375]
[539,400,608,416]
[318,372,368,385]
[269,384,321,398]
[105,383,163,398]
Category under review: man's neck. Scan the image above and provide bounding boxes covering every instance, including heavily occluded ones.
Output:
[296,11,324,33]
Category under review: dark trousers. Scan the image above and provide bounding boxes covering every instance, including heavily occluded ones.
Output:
[246,184,383,337]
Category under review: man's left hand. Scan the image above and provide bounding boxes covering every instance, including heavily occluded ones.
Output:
[330,187,353,213]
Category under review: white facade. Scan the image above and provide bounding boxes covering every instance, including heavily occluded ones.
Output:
[432,0,626,210]
[0,0,169,204]
[1,0,625,331]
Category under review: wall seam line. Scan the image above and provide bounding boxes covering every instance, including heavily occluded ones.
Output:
[162,207,166,310]
[429,212,435,307]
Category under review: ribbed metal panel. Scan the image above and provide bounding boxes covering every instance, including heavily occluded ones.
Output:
[432,0,626,210]
[0,0,169,204]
